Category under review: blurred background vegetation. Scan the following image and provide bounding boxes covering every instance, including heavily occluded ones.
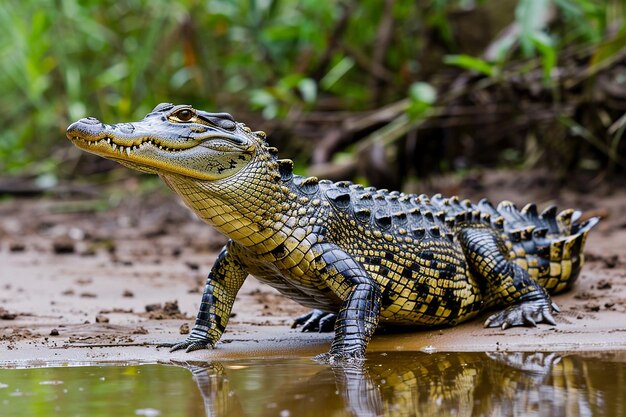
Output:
[0,0,624,192]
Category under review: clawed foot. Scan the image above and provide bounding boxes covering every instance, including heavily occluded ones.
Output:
[292,309,336,332]
[485,300,559,329]
[157,337,215,353]
[486,351,562,373]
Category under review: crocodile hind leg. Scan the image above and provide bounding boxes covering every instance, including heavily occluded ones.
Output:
[159,243,248,351]
[458,226,558,329]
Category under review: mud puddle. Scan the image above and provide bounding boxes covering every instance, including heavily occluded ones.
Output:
[1,351,625,417]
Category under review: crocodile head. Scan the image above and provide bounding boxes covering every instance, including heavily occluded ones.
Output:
[67,103,263,181]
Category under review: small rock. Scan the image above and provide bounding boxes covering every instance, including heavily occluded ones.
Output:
[142,300,189,320]
[597,280,612,290]
[163,301,180,314]
[0,307,17,320]
[145,303,162,312]
[95,314,109,323]
[100,308,133,314]
[50,329,59,336]
[142,227,167,238]
[185,262,200,271]
[80,292,97,298]
[9,242,25,252]
[52,237,75,254]
[603,255,619,269]
[123,289,134,298]
[132,326,149,335]
[179,323,190,335]
[574,292,594,300]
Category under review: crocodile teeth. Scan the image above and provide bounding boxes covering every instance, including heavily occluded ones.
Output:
[125,147,131,156]
[112,144,117,151]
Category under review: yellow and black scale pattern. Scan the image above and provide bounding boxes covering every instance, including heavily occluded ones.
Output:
[66,104,599,361]
[162,144,598,359]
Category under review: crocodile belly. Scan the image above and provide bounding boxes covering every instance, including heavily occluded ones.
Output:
[249,269,342,312]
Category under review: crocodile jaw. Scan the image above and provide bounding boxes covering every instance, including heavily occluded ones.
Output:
[67,118,255,181]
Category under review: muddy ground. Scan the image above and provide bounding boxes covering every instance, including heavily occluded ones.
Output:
[1,170,625,365]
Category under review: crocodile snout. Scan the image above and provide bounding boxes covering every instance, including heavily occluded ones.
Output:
[66,117,106,139]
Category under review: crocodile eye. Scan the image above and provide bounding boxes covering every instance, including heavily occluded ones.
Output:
[174,109,194,122]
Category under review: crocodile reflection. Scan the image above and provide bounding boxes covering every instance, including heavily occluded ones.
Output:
[177,352,625,417]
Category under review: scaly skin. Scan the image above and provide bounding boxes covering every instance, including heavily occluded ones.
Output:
[67,103,599,362]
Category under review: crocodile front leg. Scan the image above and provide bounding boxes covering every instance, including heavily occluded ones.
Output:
[160,243,248,352]
[312,243,382,363]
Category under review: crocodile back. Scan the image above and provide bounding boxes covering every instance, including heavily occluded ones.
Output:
[312,180,482,325]
[311,178,597,296]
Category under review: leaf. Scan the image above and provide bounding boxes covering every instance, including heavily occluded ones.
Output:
[531,32,557,85]
[297,78,317,103]
[407,82,437,120]
[320,56,354,90]
[409,82,437,105]
[516,0,551,56]
[589,32,626,70]
[444,55,494,76]
[250,89,276,108]
[96,62,129,86]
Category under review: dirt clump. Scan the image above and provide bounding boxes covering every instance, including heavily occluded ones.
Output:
[0,307,17,320]
[143,301,192,320]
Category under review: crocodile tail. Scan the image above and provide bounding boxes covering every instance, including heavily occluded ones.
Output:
[429,194,599,293]
[487,199,599,293]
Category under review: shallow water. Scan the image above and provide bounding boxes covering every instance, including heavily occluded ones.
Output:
[0,351,624,417]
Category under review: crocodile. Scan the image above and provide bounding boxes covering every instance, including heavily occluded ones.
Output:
[66,103,599,362]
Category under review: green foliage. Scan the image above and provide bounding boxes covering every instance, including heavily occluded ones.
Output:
[0,0,624,177]
[516,0,552,57]
[444,0,623,86]
[407,82,437,119]
[443,55,495,76]
[0,0,190,174]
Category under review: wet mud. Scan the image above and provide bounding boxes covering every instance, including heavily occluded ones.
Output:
[1,170,625,364]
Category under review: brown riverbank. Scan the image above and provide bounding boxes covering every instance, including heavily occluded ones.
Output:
[1,170,625,365]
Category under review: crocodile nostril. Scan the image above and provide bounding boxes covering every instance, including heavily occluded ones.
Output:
[66,118,106,137]
[80,117,102,125]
